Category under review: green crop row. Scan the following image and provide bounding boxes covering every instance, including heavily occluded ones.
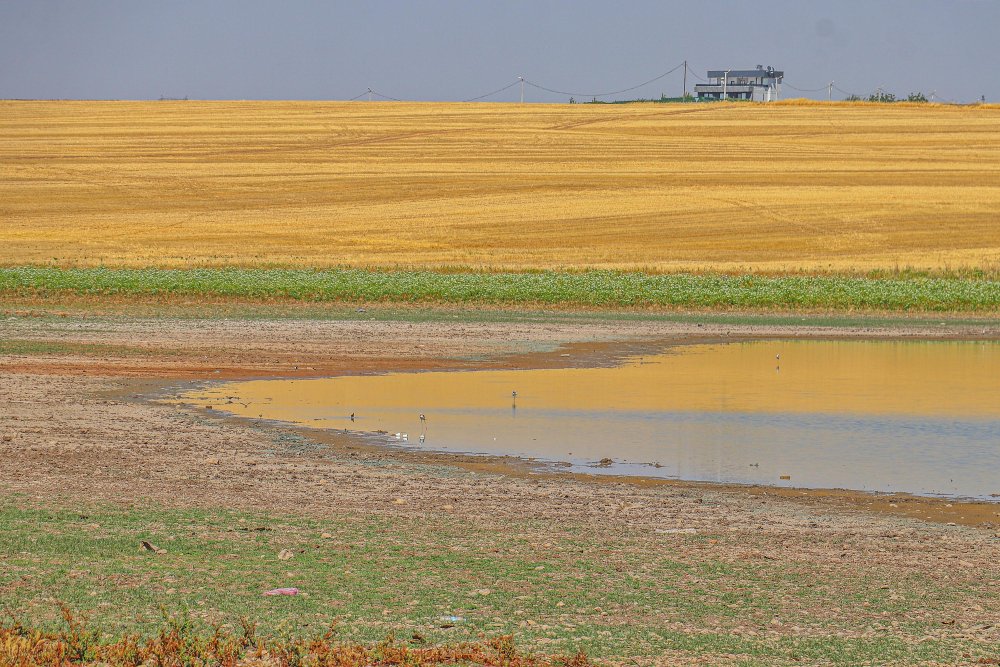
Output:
[1,267,998,311]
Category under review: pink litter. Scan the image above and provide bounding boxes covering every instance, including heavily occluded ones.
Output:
[263,587,299,596]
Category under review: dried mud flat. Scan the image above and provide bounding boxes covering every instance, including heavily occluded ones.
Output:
[2,314,1000,663]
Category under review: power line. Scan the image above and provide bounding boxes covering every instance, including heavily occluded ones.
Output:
[342,66,963,105]
[522,62,685,99]
[368,88,405,101]
[783,82,829,93]
[461,79,521,102]
[684,64,709,82]
[832,84,861,98]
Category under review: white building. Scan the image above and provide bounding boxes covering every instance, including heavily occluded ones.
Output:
[694,65,783,102]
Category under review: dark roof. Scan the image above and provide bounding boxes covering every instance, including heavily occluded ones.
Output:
[708,69,784,78]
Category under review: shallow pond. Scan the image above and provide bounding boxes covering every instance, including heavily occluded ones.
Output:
[189,340,1000,500]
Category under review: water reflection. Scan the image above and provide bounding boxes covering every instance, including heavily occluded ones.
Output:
[188,340,1000,500]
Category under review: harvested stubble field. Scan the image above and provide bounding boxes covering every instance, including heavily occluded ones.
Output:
[2,100,999,274]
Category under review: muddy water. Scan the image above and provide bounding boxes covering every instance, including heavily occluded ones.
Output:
[190,340,1000,500]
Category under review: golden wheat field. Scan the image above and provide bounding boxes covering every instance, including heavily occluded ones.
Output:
[1,100,999,273]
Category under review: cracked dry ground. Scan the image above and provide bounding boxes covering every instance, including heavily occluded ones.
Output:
[1,316,999,665]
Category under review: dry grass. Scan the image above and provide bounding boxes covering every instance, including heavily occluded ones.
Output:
[2,100,999,273]
[0,610,592,667]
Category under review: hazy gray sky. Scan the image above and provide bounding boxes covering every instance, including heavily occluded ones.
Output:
[1,1,995,103]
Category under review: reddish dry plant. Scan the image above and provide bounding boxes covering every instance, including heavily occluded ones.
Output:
[0,610,593,667]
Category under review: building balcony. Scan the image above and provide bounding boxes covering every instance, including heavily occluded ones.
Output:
[693,83,776,101]
[693,84,757,94]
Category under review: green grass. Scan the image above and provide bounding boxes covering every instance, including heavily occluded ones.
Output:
[0,339,173,358]
[2,267,999,312]
[0,499,994,664]
[0,340,83,356]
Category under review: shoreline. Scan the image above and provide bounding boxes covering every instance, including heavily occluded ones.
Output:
[4,309,999,528]
[168,381,1000,532]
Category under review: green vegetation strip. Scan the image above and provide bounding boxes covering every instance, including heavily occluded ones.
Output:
[0,500,991,664]
[2,267,999,311]
[0,340,173,358]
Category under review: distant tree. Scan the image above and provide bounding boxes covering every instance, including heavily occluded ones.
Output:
[868,91,896,103]
[907,92,928,102]
[569,97,576,104]
[844,94,862,102]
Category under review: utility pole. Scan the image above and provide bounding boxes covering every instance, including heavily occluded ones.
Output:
[519,76,524,104]
[367,88,372,102]
[683,60,687,98]
[828,81,834,101]
[723,69,730,101]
